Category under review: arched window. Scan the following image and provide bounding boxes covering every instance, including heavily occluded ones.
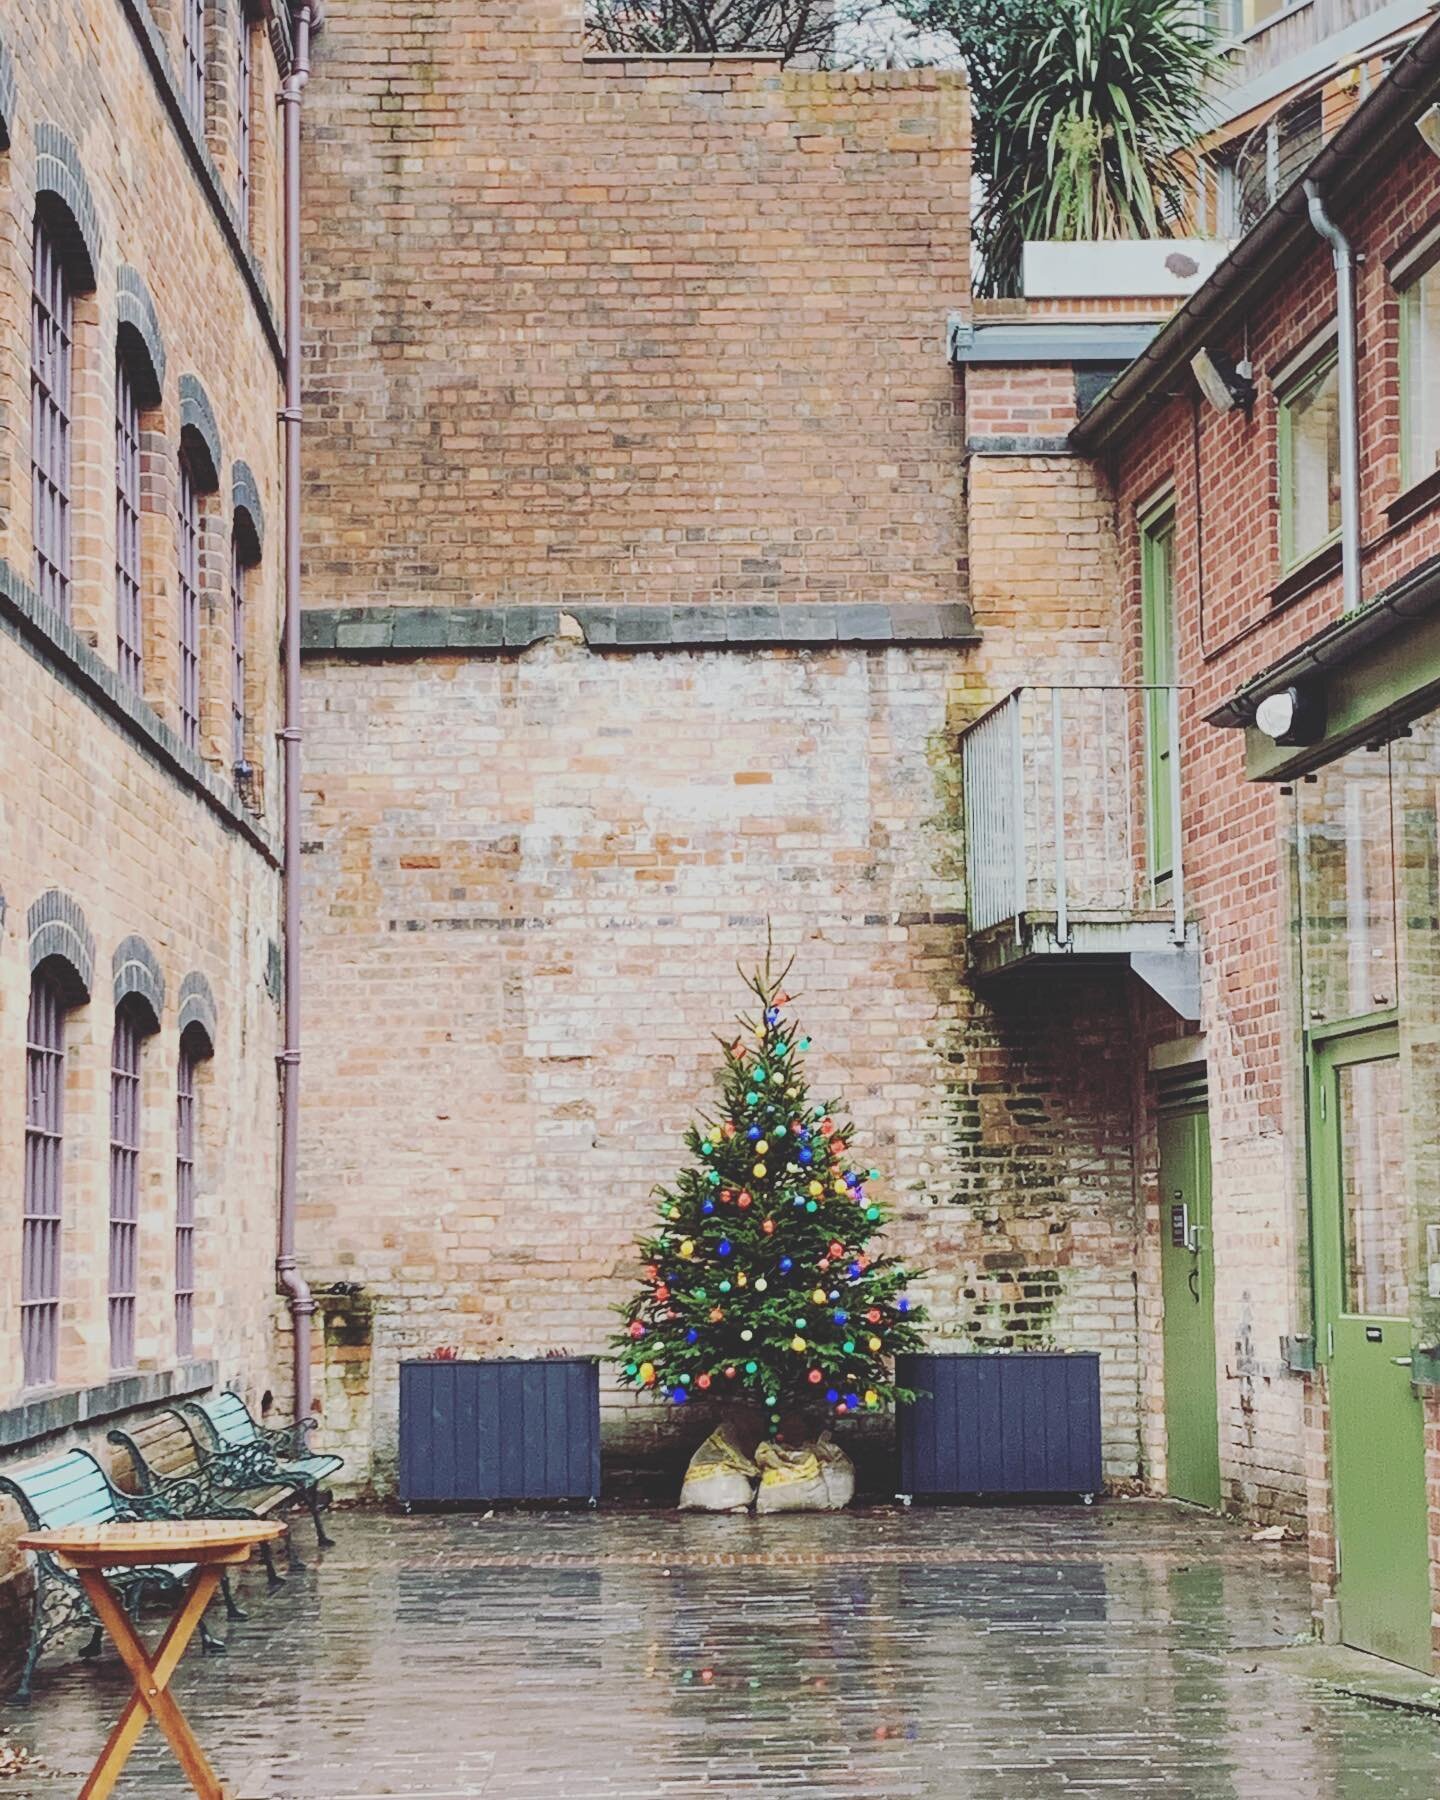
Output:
[175,1004,214,1359]
[183,0,207,124]
[176,1034,199,1357]
[115,350,144,687]
[231,497,261,777]
[31,213,73,616]
[235,1,252,236]
[108,999,146,1369]
[22,970,67,1386]
[178,446,201,748]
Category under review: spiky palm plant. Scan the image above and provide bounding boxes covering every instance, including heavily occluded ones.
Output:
[898,0,1222,296]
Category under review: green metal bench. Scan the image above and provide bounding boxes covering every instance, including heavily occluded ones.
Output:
[0,1448,220,1702]
[182,1391,342,1549]
[107,1408,297,1591]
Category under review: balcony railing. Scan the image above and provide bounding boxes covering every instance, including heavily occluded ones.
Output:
[959,684,1185,950]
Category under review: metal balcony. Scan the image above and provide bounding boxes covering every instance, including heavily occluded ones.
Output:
[959,684,1200,1019]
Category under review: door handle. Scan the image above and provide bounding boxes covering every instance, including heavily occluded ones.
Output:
[1392,1356,1413,1367]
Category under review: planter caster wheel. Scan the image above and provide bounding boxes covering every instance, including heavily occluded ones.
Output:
[587,1496,598,1510]
[895,1494,913,1509]
[1081,1493,1095,1507]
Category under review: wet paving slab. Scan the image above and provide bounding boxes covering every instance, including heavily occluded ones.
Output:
[3,1502,1438,1799]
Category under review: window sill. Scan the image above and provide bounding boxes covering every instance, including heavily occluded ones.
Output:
[1270,537,1341,610]
[1385,464,1440,532]
[0,1360,216,1454]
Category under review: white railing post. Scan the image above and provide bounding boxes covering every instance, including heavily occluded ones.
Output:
[1051,686,1069,946]
[1009,691,1026,940]
[1168,684,1185,943]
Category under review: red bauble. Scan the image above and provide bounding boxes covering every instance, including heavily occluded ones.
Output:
[762,1218,775,1234]
[697,1373,712,1390]
[643,1265,658,1280]
[818,1258,830,1271]
[808,1369,823,1385]
[829,1241,844,1258]
[738,1193,752,1210]
[725,1365,737,1378]
[831,1140,846,1155]
[629,1320,645,1339]
[820,1118,835,1137]
[654,1285,670,1302]
[867,1309,881,1323]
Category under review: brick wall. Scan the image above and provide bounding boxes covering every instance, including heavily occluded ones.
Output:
[0,0,288,1668]
[1109,142,1440,1537]
[298,1,1148,1491]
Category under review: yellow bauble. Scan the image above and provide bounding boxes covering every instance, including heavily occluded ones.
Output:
[791,1336,806,1352]
[669,1206,680,1219]
[771,1072,783,1084]
[756,1141,768,1155]
[868,1335,882,1352]
[736,1272,748,1287]
[865,1389,878,1406]
[811,1287,826,1305]
[640,1362,656,1384]
[679,1239,695,1259]
[808,1181,823,1198]
[753,1163,767,1179]
[833,1180,847,1195]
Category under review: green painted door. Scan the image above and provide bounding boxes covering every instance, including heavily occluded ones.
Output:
[1313,1026,1431,1671]
[1140,504,1177,885]
[1159,1102,1222,1509]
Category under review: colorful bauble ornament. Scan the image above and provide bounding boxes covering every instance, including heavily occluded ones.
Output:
[867,1309,881,1323]
[868,1336,882,1352]
[762,1218,775,1235]
[753,1164,767,1179]
[697,1374,712,1390]
[738,1192,753,1210]
[755,1278,768,1293]
[745,1360,758,1373]
[865,1390,879,1407]
[640,1362,656,1384]
[685,1328,699,1344]
[790,1336,806,1352]
[755,1141,768,1155]
[779,1258,793,1274]
[680,1240,696,1260]
[736,1272,748,1288]
[628,1320,645,1339]
[811,1287,826,1305]
[717,1239,732,1257]
[806,1200,818,1213]
[843,1339,855,1353]
[865,1206,880,1222]
[725,1366,737,1379]
[710,1307,725,1323]
[671,1387,688,1403]
[808,1369,823,1385]
[741,1329,753,1341]
[809,1182,823,1197]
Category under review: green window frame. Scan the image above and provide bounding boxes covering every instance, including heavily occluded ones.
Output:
[1139,497,1177,884]
[1399,258,1440,490]
[1278,348,1341,572]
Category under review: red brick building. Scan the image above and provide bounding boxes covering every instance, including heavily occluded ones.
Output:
[1059,16,1440,1670]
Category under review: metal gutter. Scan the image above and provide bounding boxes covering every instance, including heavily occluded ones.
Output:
[1071,12,1440,455]
[277,0,316,1423]
[1303,184,1361,614]
[1206,547,1440,727]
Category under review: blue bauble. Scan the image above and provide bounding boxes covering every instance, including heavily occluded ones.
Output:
[748,1126,762,1141]
[825,1388,839,1404]
[849,1262,862,1278]
[779,1257,793,1273]
[833,1310,848,1324]
[799,1149,813,1165]
[717,1239,732,1257]
[702,1200,715,1215]
[686,1329,699,1343]
[672,1387,688,1403]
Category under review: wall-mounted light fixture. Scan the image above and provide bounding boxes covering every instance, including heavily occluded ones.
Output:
[1417,103,1440,159]
[1254,682,1326,746]
[1191,345,1256,413]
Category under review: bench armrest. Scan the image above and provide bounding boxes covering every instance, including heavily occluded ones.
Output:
[259,1416,319,1459]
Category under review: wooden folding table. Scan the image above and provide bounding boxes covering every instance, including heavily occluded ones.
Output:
[19,1517,284,1800]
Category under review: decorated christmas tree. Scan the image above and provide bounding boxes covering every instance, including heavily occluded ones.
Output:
[613,956,927,1436]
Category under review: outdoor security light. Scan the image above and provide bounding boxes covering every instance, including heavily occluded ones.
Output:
[1191,346,1256,413]
[1254,683,1325,746]
[1418,104,1440,159]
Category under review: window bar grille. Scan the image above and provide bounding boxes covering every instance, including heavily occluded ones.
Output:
[31,218,73,618]
[176,1045,197,1359]
[236,3,252,235]
[179,454,201,750]
[231,530,247,769]
[109,1009,142,1370]
[184,0,206,123]
[23,975,65,1388]
[116,358,144,688]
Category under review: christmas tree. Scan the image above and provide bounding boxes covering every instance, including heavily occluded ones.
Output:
[613,956,927,1434]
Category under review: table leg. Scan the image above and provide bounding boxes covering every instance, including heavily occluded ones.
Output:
[76,1567,227,1800]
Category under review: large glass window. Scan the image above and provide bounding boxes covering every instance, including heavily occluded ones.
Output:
[31,215,73,616]
[230,526,248,769]
[1400,261,1440,488]
[1140,502,1177,883]
[22,972,66,1388]
[235,3,252,236]
[1279,352,1341,570]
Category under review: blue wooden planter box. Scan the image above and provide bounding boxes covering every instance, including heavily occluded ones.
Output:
[895,1352,1102,1502]
[398,1357,600,1506]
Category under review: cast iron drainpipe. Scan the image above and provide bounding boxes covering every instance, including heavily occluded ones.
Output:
[277,0,318,1421]
[1304,181,1362,616]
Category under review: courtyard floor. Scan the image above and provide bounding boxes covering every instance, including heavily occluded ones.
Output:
[3,1502,1439,1798]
